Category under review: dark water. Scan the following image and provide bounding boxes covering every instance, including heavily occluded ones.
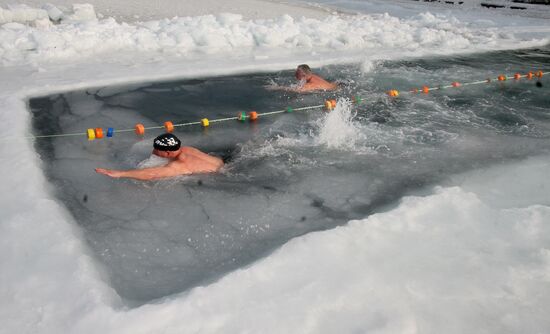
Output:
[30,46,550,305]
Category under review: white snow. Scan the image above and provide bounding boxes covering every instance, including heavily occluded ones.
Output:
[0,0,331,22]
[2,9,547,67]
[0,4,47,23]
[1,0,549,333]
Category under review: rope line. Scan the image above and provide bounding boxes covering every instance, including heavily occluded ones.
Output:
[8,70,548,142]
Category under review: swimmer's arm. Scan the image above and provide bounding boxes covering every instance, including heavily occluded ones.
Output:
[264,85,296,92]
[266,84,338,93]
[265,85,308,93]
[95,162,190,181]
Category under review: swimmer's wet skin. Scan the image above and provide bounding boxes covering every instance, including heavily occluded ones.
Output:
[267,64,339,93]
[95,133,224,180]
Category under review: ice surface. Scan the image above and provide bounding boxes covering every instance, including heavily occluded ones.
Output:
[300,0,550,19]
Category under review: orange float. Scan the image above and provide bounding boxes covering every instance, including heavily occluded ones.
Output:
[248,111,258,121]
[164,121,174,133]
[387,90,399,97]
[135,123,145,136]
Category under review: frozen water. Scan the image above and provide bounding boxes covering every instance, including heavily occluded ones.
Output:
[30,47,550,304]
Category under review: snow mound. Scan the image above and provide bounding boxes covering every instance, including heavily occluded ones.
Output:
[0,3,98,26]
[0,4,48,24]
[0,5,547,66]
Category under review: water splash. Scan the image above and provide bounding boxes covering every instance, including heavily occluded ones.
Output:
[360,59,381,74]
[315,98,365,150]
[137,154,170,168]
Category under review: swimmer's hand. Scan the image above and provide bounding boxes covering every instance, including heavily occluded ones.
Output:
[95,168,123,178]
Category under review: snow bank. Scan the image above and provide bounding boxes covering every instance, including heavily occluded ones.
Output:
[6,155,548,334]
[1,0,330,22]
[110,156,550,334]
[0,5,548,66]
[128,171,548,334]
[0,4,48,24]
[0,4,92,24]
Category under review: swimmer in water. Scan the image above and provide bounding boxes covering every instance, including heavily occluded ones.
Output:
[268,64,339,93]
[95,133,224,181]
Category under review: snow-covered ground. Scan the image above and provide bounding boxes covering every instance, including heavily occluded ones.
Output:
[1,0,549,333]
[0,0,333,22]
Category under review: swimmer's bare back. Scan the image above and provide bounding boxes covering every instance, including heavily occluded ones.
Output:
[176,147,224,174]
[266,74,338,93]
[299,74,338,92]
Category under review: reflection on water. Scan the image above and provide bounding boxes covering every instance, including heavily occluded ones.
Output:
[30,46,550,305]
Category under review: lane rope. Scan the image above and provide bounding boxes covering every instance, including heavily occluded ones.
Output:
[5,70,548,142]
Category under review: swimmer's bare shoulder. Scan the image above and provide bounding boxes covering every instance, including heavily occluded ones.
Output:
[179,146,203,155]
[165,159,193,175]
[271,64,340,93]
[179,146,224,170]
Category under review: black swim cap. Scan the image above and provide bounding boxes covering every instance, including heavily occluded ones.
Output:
[153,133,181,151]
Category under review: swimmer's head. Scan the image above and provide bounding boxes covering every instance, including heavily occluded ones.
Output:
[295,64,312,80]
[153,133,181,157]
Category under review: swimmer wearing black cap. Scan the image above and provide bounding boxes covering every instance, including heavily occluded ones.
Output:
[95,133,224,180]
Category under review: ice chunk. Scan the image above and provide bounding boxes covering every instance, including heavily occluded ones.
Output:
[42,4,64,22]
[63,4,97,23]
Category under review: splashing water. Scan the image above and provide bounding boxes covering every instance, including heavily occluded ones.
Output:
[315,98,365,150]
[137,154,170,168]
[360,59,381,74]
